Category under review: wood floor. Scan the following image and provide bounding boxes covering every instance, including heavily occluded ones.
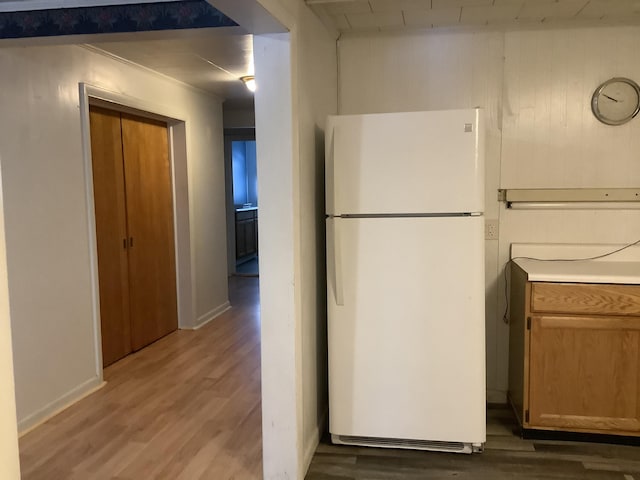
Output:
[18,276,262,480]
[306,407,640,480]
[19,275,640,480]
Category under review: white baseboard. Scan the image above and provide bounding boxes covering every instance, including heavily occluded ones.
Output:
[302,406,328,477]
[18,376,105,436]
[184,302,231,330]
[487,389,507,404]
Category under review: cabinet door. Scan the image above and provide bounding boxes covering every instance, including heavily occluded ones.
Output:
[235,212,257,259]
[236,218,248,259]
[529,315,640,433]
[245,217,257,256]
[89,107,132,367]
[121,113,178,351]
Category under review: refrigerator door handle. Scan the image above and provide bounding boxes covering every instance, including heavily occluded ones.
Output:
[328,126,339,215]
[330,218,345,306]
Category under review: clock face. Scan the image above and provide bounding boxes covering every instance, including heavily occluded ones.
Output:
[592,78,640,125]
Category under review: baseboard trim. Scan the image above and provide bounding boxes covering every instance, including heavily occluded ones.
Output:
[303,406,328,477]
[18,377,106,436]
[185,302,231,331]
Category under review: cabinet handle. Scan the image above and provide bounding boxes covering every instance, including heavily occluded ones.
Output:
[123,238,127,249]
[129,237,134,248]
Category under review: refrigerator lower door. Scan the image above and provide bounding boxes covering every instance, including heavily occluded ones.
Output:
[327,215,485,452]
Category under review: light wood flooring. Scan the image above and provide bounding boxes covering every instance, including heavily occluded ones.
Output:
[306,407,640,480]
[18,276,262,480]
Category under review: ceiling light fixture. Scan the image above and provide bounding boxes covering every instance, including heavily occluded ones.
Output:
[240,75,256,92]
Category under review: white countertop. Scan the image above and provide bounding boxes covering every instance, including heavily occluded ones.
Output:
[235,206,258,212]
[511,243,640,284]
[513,258,640,285]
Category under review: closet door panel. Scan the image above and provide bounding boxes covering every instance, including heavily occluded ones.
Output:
[89,106,132,367]
[121,113,178,351]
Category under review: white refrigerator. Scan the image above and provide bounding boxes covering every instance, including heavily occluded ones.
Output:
[326,108,486,454]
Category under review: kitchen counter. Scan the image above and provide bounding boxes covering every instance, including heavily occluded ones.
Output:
[508,242,640,438]
[235,206,258,212]
[513,258,640,284]
[511,242,640,285]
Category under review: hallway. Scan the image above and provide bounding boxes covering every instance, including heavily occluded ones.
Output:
[18,277,262,480]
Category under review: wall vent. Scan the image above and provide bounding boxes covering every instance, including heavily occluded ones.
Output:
[335,435,474,454]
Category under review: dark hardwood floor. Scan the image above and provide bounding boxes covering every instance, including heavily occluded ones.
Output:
[18,276,262,480]
[236,256,259,276]
[306,407,640,480]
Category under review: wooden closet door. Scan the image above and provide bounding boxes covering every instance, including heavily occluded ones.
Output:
[121,113,178,351]
[89,106,132,367]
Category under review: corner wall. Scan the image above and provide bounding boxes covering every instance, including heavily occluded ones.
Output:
[254,32,299,480]
[253,0,338,478]
[0,168,20,480]
[294,12,338,473]
[0,44,228,431]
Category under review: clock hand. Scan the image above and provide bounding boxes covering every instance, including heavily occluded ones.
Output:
[603,93,620,102]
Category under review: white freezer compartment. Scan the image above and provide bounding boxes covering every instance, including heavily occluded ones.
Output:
[327,216,486,446]
[326,109,484,216]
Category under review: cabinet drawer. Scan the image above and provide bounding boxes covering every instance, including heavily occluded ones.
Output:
[531,283,640,316]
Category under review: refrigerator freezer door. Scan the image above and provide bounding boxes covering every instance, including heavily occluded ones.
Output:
[327,215,486,444]
[326,109,484,216]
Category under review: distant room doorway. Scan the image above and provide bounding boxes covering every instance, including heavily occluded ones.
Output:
[225,129,258,276]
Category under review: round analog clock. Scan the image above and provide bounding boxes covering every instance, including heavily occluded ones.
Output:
[591,77,640,125]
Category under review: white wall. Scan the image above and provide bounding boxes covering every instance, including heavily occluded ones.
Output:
[502,27,640,189]
[254,32,301,480]
[0,44,228,431]
[223,102,256,129]
[295,12,338,473]
[252,0,337,478]
[338,25,640,403]
[0,169,20,480]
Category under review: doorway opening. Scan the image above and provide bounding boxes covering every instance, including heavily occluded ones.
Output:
[224,127,258,277]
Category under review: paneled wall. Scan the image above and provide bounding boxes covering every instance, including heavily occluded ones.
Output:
[502,27,640,188]
[339,25,640,401]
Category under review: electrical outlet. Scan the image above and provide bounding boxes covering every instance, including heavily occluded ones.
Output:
[485,219,499,240]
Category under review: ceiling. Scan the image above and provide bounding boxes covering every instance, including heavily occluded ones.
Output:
[86,27,255,105]
[306,0,640,32]
[83,0,640,103]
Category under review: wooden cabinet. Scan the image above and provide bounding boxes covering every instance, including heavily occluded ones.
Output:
[90,106,178,367]
[509,262,640,436]
[235,209,258,260]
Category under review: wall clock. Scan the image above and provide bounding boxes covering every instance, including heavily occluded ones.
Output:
[591,77,640,125]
